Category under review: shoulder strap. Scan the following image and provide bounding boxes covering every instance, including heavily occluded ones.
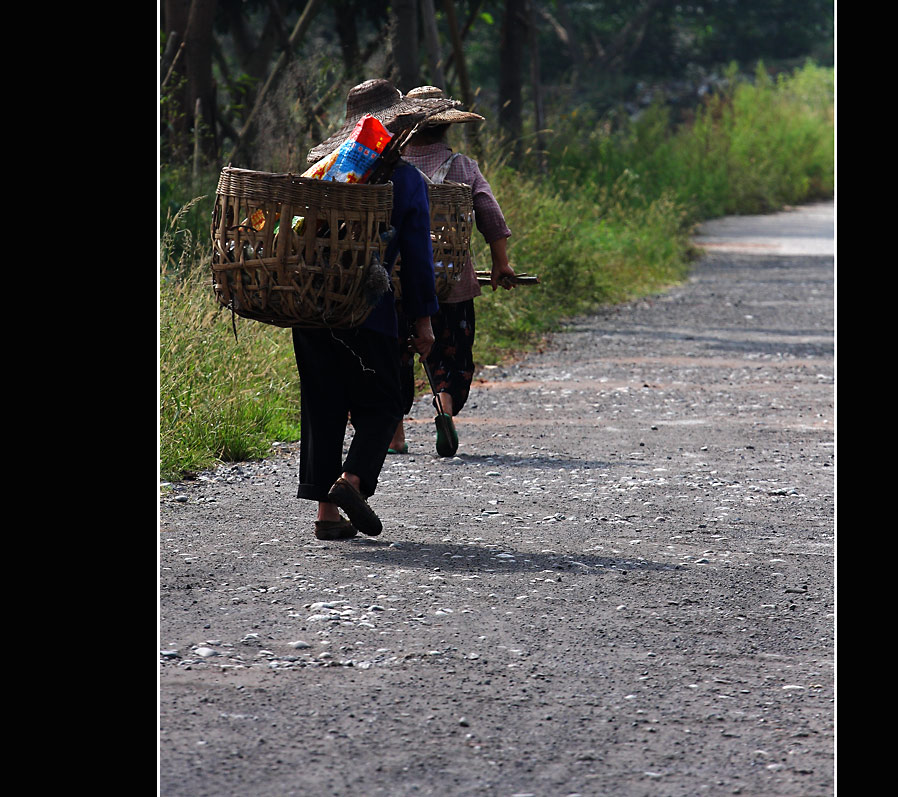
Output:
[431,152,461,185]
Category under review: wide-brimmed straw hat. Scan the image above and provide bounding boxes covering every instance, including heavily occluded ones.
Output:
[406,86,485,125]
[307,79,459,164]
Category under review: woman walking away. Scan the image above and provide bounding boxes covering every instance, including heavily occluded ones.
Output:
[389,86,516,458]
[293,79,454,540]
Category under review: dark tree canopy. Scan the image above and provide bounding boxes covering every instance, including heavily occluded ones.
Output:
[159,0,834,170]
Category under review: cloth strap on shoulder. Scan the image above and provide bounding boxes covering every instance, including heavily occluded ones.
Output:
[416,152,461,185]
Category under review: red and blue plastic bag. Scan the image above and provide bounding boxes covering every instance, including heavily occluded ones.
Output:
[302,115,392,183]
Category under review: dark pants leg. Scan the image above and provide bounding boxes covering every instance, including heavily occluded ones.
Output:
[292,327,403,501]
[397,310,416,416]
[426,299,476,416]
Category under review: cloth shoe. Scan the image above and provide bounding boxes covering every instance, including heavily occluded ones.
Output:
[327,477,383,536]
[314,517,358,540]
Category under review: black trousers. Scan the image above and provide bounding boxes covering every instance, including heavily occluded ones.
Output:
[292,327,403,501]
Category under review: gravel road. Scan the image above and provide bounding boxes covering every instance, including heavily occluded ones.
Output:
[159,201,835,796]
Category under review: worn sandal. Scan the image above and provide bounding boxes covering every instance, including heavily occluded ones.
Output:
[434,413,458,457]
[314,517,358,540]
[327,477,383,536]
[387,442,409,455]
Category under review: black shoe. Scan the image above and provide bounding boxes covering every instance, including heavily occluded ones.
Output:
[314,517,358,540]
[327,478,383,536]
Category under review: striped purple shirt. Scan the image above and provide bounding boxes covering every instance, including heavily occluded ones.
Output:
[403,142,512,303]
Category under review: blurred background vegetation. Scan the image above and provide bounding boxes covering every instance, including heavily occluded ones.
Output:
[159,0,834,481]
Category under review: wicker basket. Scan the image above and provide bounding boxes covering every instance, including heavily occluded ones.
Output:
[394,181,474,302]
[210,167,394,328]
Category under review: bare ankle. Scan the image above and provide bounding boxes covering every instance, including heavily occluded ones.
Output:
[437,393,454,416]
[317,501,341,522]
[389,421,406,446]
[341,472,362,492]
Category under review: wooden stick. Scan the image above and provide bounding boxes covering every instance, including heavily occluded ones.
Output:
[475,271,540,286]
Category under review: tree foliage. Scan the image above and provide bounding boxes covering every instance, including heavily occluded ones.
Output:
[159,0,834,172]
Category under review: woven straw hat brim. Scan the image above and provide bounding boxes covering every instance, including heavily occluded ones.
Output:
[422,108,485,125]
[307,96,459,165]
[405,85,485,126]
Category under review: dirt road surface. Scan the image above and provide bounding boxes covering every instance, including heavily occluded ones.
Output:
[159,201,835,796]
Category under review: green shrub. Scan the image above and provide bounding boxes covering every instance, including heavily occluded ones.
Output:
[470,164,692,363]
[545,61,834,220]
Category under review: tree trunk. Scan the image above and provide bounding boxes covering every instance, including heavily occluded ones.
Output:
[602,0,669,70]
[498,0,524,154]
[217,0,299,140]
[161,0,192,160]
[545,0,584,87]
[527,0,546,173]
[442,0,480,156]
[419,0,445,89]
[442,0,484,78]
[226,0,324,164]
[391,0,420,92]
[334,0,362,83]
[184,0,219,162]
[222,0,288,80]
[301,19,393,154]
[442,0,472,106]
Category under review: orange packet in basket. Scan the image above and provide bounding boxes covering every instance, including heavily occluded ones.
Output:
[249,208,267,230]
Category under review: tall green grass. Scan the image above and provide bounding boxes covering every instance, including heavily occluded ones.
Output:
[159,61,833,480]
[159,201,301,480]
[546,61,834,220]
[469,162,693,363]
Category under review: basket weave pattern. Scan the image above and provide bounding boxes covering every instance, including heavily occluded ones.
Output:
[430,182,474,300]
[210,167,394,328]
[394,181,474,302]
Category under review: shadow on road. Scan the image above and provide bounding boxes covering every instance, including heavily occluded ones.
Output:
[591,327,833,358]
[449,453,619,471]
[337,539,682,574]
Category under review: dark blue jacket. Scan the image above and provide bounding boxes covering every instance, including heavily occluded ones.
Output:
[362,162,438,338]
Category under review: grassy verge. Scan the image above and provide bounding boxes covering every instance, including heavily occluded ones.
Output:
[470,168,694,364]
[545,61,834,220]
[160,201,301,480]
[159,61,833,481]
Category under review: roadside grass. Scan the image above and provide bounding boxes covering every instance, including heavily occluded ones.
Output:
[470,164,694,364]
[546,61,834,221]
[159,61,833,480]
[159,203,300,481]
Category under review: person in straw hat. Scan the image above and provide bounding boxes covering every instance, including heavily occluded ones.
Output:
[387,86,517,458]
[292,78,455,540]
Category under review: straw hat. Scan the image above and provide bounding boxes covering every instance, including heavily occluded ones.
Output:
[307,79,460,164]
[405,86,485,125]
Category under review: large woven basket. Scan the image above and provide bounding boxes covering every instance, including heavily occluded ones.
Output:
[394,181,474,302]
[210,167,394,328]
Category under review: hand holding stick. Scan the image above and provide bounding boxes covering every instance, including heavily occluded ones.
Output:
[408,317,435,360]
